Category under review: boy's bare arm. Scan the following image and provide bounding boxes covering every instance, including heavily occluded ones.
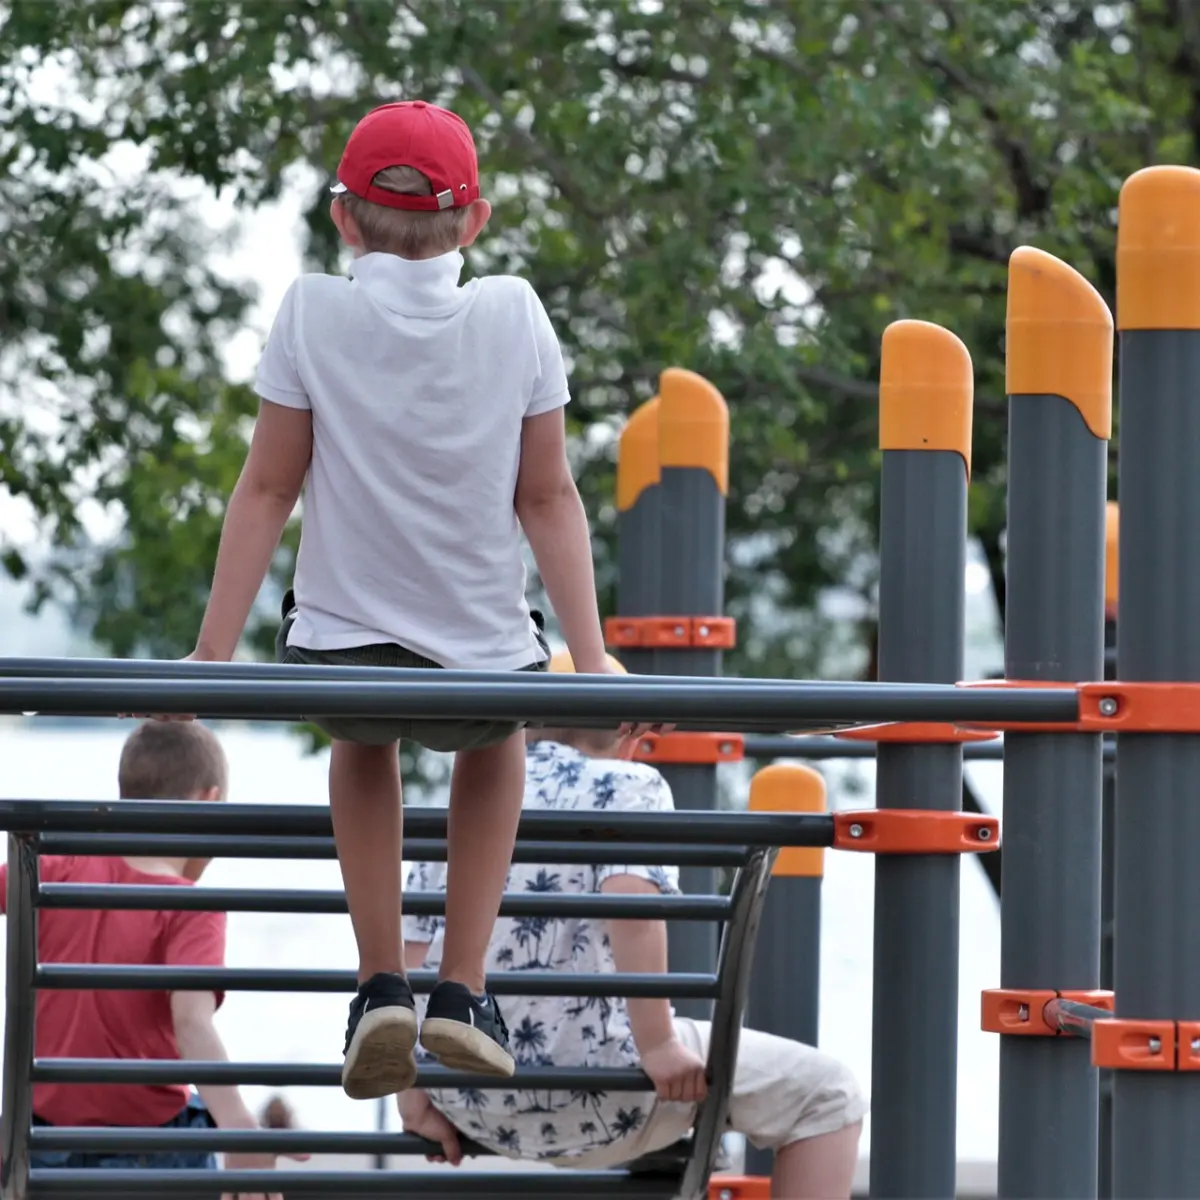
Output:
[170,990,259,1130]
[599,875,674,1051]
[193,401,312,661]
[601,874,708,1102]
[514,409,608,674]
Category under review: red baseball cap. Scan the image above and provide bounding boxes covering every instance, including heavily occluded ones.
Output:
[332,101,479,212]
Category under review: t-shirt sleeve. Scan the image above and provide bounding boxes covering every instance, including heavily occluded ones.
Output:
[402,859,448,945]
[165,906,228,1010]
[591,767,681,896]
[254,282,311,411]
[525,286,571,417]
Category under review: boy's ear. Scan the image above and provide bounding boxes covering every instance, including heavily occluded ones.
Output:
[181,857,210,883]
[330,198,363,249]
[458,198,492,248]
[193,785,222,803]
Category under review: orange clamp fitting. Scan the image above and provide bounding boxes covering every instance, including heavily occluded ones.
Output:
[836,722,999,745]
[981,988,1115,1037]
[709,1178,770,1200]
[1178,1022,1200,1071]
[1077,682,1200,733]
[833,810,1000,855]
[982,989,1059,1036]
[604,616,736,650]
[1092,1019,1177,1071]
[631,732,744,765]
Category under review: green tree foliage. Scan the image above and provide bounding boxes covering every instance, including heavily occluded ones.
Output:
[0,0,1188,675]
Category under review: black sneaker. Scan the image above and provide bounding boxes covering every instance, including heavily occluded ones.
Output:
[419,981,515,1077]
[341,972,418,1100]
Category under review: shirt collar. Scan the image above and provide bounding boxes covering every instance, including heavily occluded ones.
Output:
[349,250,466,317]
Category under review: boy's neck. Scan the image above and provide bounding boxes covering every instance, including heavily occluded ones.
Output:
[122,856,190,879]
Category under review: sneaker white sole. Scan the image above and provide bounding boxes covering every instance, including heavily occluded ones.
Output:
[420,1017,516,1077]
[341,1006,419,1100]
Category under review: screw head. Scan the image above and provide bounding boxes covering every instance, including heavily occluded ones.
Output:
[1149,1036,1163,1053]
[848,823,864,838]
[674,624,687,637]
[719,1191,734,1200]
[1191,1037,1200,1055]
[1098,697,1119,717]
[977,826,992,841]
[1018,1004,1030,1022]
[718,741,733,755]
[698,624,710,637]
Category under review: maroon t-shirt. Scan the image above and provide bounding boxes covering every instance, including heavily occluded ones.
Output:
[0,856,226,1126]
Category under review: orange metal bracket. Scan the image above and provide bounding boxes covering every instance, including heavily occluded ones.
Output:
[836,722,999,745]
[631,732,744,765]
[1092,1019,1177,1070]
[981,988,1114,1036]
[833,810,999,855]
[709,1178,770,1200]
[604,616,737,650]
[958,679,1200,734]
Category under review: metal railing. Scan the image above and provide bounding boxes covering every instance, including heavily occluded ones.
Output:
[0,793,793,1199]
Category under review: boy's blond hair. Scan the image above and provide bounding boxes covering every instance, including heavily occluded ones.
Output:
[118,721,228,801]
[337,166,471,259]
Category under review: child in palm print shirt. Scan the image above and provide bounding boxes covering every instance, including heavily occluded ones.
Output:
[402,735,676,1160]
[399,656,866,1197]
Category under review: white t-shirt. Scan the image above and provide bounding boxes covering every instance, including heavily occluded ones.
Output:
[404,741,680,1162]
[254,250,568,670]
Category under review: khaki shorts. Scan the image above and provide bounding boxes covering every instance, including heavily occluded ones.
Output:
[551,1017,868,1169]
[275,592,549,753]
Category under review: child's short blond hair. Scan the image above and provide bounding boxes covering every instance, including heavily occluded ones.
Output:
[337,166,471,260]
[118,721,228,801]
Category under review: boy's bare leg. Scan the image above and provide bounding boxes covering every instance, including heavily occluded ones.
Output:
[329,740,405,981]
[419,730,524,1077]
[329,739,417,1099]
[439,730,525,991]
[772,1123,862,1199]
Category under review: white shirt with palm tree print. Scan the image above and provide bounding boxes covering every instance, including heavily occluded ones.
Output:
[403,740,680,1162]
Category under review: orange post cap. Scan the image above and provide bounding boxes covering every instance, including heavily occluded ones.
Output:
[1118,166,1200,331]
[878,320,974,478]
[1105,502,1119,618]
[616,396,661,512]
[1006,246,1113,439]
[748,763,826,877]
[658,368,729,494]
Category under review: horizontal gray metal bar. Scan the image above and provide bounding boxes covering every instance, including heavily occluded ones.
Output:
[36,884,731,921]
[741,733,1115,761]
[30,1127,493,1155]
[35,833,753,867]
[0,673,1078,725]
[35,965,717,998]
[31,1060,653,1090]
[26,1169,680,1196]
[1,800,832,847]
[1045,997,1115,1039]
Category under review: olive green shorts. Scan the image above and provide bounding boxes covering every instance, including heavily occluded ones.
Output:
[275,592,549,753]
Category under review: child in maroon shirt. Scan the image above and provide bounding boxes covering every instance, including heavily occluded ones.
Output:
[1,721,296,1196]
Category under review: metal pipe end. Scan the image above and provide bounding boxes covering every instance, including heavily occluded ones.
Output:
[1006,246,1113,440]
[616,395,661,511]
[878,319,974,478]
[658,367,729,493]
[1117,165,1200,332]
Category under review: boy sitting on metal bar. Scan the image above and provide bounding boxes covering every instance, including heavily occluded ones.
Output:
[1,721,300,1199]
[397,652,866,1200]
[177,98,647,1106]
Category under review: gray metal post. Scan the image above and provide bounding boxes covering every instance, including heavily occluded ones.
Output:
[1111,165,1200,1198]
[1,835,38,1200]
[652,369,729,1021]
[744,764,826,1178]
[614,395,662,677]
[870,319,972,1200]
[998,246,1112,1197]
[1099,508,1118,1200]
